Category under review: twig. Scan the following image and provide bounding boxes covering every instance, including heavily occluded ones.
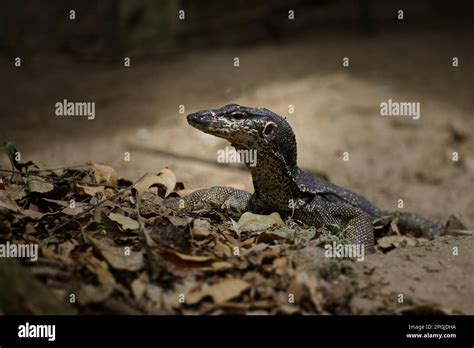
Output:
[0,168,117,188]
[36,164,89,172]
[49,173,148,234]
[134,190,156,247]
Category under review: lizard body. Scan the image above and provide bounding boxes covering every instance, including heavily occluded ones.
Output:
[165,104,444,252]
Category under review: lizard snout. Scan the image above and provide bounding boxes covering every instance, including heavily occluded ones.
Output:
[187,110,215,129]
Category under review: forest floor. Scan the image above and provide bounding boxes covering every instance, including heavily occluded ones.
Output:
[0,29,473,314]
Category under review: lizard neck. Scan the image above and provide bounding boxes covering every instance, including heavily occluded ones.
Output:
[244,147,301,213]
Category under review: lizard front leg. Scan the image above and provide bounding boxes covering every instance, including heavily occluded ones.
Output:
[295,196,375,253]
[164,186,252,214]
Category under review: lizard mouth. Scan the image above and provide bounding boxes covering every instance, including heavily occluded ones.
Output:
[187,110,224,135]
[187,112,208,127]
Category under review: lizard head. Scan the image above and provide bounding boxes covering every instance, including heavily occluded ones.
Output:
[187,104,297,168]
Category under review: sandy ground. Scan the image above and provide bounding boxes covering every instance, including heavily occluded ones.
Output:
[1,29,473,312]
[295,236,474,314]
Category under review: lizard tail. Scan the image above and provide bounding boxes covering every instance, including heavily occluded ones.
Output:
[391,212,444,239]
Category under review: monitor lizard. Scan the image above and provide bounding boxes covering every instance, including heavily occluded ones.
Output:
[164,104,444,253]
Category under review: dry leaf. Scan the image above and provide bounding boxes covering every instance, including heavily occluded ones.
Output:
[76,183,105,197]
[152,216,192,252]
[42,198,86,215]
[131,274,149,300]
[192,219,211,240]
[134,168,176,197]
[186,278,250,304]
[211,261,234,270]
[234,212,284,233]
[0,190,19,212]
[256,229,288,243]
[161,250,214,262]
[215,240,233,256]
[27,176,54,193]
[377,235,418,249]
[108,212,139,231]
[4,185,26,200]
[89,237,144,271]
[92,163,118,186]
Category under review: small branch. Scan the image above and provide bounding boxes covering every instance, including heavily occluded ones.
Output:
[0,168,117,188]
[49,173,148,234]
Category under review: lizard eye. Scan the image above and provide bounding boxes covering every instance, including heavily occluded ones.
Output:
[230,111,246,119]
[263,122,276,136]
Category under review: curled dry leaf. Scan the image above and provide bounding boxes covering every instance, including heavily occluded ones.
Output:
[76,183,105,197]
[234,212,284,233]
[92,163,118,186]
[186,278,250,305]
[133,168,176,198]
[89,237,144,272]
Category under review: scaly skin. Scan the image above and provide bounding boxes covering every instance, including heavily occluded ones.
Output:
[165,104,444,253]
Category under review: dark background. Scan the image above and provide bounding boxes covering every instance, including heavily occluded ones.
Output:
[0,0,473,227]
[1,0,473,57]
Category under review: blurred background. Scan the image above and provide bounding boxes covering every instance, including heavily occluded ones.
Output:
[0,0,473,224]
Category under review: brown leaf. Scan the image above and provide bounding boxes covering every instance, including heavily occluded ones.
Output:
[161,250,214,262]
[92,163,118,186]
[191,219,211,240]
[186,278,250,305]
[157,249,232,271]
[131,274,149,301]
[0,190,19,212]
[234,212,284,233]
[134,168,176,198]
[108,212,139,231]
[27,176,54,193]
[151,216,192,252]
[19,209,56,220]
[377,235,418,250]
[396,304,456,315]
[215,240,233,257]
[256,229,288,243]
[77,284,114,305]
[89,237,144,271]
[76,183,105,197]
[87,254,117,288]
[58,240,77,258]
[42,198,86,216]
[4,185,26,200]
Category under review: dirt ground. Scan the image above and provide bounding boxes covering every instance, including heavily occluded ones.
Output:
[295,235,474,314]
[1,29,473,313]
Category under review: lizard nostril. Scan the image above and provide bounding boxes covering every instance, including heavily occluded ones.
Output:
[187,111,213,127]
